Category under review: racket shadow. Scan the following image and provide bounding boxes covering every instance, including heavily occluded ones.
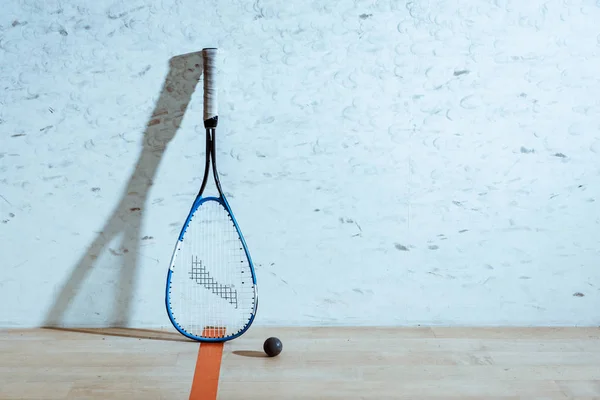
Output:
[43,51,205,328]
[43,327,191,342]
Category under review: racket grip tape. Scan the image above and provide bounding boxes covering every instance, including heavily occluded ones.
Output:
[202,47,218,128]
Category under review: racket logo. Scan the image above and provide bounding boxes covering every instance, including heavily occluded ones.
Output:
[189,256,239,308]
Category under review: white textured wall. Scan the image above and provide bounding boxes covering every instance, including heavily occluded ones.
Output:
[1,0,599,328]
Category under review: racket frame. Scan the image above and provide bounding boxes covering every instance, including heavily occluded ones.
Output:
[164,48,258,343]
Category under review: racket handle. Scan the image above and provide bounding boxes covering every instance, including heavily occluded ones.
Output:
[202,48,218,128]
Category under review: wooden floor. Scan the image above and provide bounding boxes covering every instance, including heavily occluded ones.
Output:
[1,327,599,399]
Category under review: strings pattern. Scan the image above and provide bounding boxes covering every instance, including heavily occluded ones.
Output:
[167,199,256,339]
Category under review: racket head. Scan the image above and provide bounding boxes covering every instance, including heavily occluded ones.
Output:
[166,195,258,342]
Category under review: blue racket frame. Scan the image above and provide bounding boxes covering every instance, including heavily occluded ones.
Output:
[165,195,259,342]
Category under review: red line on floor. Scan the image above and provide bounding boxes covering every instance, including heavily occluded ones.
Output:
[189,327,225,400]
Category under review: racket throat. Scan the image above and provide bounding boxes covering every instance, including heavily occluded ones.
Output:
[197,128,224,198]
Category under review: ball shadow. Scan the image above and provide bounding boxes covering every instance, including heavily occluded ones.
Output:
[232,350,268,358]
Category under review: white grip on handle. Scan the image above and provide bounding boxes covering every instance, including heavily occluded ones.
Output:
[202,48,218,123]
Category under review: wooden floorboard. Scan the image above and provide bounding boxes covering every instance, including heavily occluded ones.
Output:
[0,327,599,399]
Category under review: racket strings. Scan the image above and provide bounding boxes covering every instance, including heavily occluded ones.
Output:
[169,200,255,338]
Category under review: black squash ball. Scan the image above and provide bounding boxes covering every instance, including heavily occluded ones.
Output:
[263,336,282,357]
